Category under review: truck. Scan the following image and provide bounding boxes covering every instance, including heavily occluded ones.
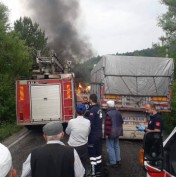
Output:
[16,51,76,126]
[140,127,176,177]
[90,55,174,139]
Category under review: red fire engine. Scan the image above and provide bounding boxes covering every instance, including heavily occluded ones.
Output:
[16,51,76,126]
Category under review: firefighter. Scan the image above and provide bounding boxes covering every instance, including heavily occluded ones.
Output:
[0,143,16,177]
[82,96,90,118]
[137,103,163,133]
[87,94,102,177]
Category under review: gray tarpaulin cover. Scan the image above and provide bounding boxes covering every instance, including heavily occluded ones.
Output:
[91,55,174,96]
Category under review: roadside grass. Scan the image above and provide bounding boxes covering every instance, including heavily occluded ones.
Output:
[0,121,22,141]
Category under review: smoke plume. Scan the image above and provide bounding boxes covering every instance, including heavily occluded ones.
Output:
[23,0,93,63]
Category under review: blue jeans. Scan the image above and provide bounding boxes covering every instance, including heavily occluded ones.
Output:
[106,137,121,164]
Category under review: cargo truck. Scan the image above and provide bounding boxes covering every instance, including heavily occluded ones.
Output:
[90,55,174,139]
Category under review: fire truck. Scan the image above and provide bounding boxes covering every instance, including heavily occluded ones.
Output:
[91,55,174,139]
[16,51,76,126]
[140,127,176,177]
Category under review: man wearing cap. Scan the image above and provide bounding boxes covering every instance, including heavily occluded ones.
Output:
[0,143,16,177]
[105,100,123,167]
[66,103,91,168]
[21,121,85,177]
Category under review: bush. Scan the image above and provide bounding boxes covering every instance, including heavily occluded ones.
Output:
[163,81,176,134]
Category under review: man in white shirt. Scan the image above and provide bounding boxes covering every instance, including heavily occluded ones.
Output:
[66,103,91,167]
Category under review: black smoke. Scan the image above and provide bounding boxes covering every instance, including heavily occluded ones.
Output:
[23,0,93,63]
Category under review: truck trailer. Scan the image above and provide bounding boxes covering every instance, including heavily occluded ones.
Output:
[90,55,174,139]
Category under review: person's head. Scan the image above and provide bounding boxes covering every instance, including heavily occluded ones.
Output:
[0,143,16,177]
[43,121,64,142]
[83,96,88,103]
[89,94,97,105]
[107,100,115,108]
[76,103,86,115]
[145,103,157,115]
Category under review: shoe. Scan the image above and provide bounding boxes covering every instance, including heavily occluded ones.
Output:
[106,162,118,168]
[116,161,121,165]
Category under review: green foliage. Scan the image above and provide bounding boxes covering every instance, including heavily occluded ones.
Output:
[0,121,22,141]
[73,56,101,82]
[163,81,176,133]
[116,45,167,57]
[14,17,48,59]
[0,2,9,33]
[159,1,176,77]
[0,3,32,124]
[0,75,15,123]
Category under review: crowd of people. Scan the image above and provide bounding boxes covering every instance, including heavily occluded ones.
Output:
[0,94,164,177]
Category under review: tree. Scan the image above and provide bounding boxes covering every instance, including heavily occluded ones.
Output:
[14,17,48,57]
[158,0,176,131]
[0,3,32,123]
[159,1,176,59]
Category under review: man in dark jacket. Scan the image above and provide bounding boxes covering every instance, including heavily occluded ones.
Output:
[105,100,123,167]
[87,94,102,177]
[82,96,90,118]
[137,103,164,133]
[21,121,85,177]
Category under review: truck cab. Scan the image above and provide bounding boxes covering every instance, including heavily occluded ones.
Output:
[140,127,176,177]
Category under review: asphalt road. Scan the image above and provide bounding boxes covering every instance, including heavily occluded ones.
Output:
[3,128,145,177]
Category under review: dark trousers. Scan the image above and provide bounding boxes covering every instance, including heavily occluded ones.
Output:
[88,139,102,175]
[74,143,88,170]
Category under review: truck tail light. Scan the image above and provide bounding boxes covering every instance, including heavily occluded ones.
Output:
[151,97,167,102]
[140,148,144,166]
[19,112,24,121]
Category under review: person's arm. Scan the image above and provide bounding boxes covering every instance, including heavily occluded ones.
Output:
[145,128,161,132]
[88,120,91,134]
[65,121,72,135]
[88,109,95,131]
[73,149,85,177]
[145,119,162,132]
[21,154,31,177]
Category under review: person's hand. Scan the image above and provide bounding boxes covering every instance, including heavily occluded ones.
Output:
[136,125,146,132]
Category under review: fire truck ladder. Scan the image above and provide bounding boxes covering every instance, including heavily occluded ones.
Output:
[36,50,64,75]
[62,79,74,121]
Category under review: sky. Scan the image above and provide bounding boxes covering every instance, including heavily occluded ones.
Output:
[1,0,167,56]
